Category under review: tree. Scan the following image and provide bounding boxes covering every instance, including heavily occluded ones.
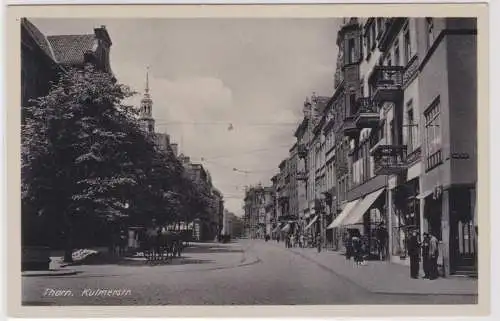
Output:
[22,65,168,261]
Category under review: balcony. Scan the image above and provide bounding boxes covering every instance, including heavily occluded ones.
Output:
[296,171,308,181]
[369,66,404,103]
[342,116,360,138]
[298,143,308,159]
[354,97,379,129]
[335,159,349,176]
[371,145,407,175]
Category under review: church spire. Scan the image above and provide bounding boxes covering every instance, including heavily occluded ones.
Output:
[145,65,150,93]
[139,65,155,133]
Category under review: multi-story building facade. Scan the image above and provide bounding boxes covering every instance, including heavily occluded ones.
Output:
[325,17,477,277]
[288,144,299,221]
[294,104,311,232]
[243,185,274,239]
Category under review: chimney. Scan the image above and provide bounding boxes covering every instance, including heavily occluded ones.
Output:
[94,25,112,46]
[170,143,178,157]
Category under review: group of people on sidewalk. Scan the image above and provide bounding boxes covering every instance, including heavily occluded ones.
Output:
[276,233,322,252]
[408,231,440,280]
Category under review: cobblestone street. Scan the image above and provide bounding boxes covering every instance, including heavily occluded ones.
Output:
[22,240,477,305]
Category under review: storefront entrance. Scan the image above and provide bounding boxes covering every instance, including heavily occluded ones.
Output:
[449,187,477,275]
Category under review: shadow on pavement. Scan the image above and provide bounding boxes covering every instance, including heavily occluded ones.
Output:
[183,246,243,254]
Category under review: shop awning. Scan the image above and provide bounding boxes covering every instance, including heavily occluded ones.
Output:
[341,188,385,227]
[416,189,433,199]
[281,223,291,233]
[327,199,361,229]
[407,162,421,181]
[304,215,318,230]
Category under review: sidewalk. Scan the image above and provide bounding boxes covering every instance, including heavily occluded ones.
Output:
[22,242,260,277]
[282,244,478,296]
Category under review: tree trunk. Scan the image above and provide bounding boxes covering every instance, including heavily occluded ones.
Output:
[62,213,74,263]
[63,235,73,263]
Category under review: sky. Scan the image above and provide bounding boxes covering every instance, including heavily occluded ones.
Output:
[31,18,341,216]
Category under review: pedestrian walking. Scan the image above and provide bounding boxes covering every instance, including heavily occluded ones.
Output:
[429,232,439,280]
[352,234,362,266]
[290,234,296,248]
[299,234,304,248]
[407,230,420,279]
[376,224,388,260]
[421,232,431,279]
[316,233,322,253]
[345,231,353,260]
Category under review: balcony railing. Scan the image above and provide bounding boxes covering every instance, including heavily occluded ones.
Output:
[355,97,379,129]
[342,116,360,138]
[296,171,308,181]
[369,66,404,103]
[371,145,407,175]
[298,143,308,159]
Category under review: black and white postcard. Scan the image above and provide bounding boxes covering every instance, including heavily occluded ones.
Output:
[5,2,490,318]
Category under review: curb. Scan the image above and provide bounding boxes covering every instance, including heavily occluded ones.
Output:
[283,246,477,297]
[22,270,80,277]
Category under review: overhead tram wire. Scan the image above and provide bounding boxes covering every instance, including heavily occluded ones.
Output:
[154,121,299,127]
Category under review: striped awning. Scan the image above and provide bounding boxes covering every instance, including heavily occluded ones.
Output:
[281,223,291,233]
[341,188,385,226]
[327,199,361,229]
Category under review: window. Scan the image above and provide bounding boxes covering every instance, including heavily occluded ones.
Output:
[366,32,371,57]
[350,93,357,115]
[390,120,395,145]
[376,18,382,35]
[348,38,356,64]
[406,100,419,153]
[386,55,392,67]
[425,97,442,169]
[394,39,400,66]
[426,17,435,50]
[403,24,412,64]
[371,23,376,49]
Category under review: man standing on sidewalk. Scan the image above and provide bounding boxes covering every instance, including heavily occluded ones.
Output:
[428,232,440,280]
[421,233,431,279]
[407,230,420,279]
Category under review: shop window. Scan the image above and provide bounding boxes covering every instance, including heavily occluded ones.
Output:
[425,97,442,170]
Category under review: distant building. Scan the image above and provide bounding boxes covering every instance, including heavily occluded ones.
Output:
[243,185,273,239]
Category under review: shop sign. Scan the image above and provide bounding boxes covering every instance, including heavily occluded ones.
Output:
[451,152,470,160]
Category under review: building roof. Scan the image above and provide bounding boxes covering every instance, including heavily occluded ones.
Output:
[21,18,55,61]
[47,34,96,65]
[22,18,112,70]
